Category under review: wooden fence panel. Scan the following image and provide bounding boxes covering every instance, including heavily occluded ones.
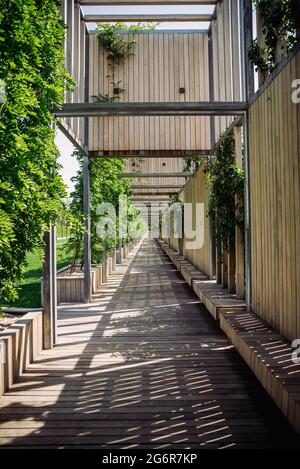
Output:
[181,168,210,276]
[249,50,300,340]
[88,32,211,152]
[210,0,241,146]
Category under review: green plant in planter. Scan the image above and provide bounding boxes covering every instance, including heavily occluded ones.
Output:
[250,0,300,75]
[206,132,244,260]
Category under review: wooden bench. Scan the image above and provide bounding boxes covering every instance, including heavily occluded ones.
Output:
[159,240,245,320]
[220,310,300,434]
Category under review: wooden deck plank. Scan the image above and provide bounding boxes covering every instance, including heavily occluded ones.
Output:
[0,239,299,449]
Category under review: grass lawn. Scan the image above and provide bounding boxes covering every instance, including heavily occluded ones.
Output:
[10,240,72,309]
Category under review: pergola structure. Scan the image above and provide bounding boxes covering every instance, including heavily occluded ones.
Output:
[45,0,254,348]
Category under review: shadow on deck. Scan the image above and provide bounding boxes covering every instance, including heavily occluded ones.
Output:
[0,239,299,449]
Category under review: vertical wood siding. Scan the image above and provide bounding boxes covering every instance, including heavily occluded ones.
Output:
[249,50,300,340]
[128,157,186,195]
[169,168,210,276]
[88,32,211,152]
[60,0,87,148]
[211,0,241,144]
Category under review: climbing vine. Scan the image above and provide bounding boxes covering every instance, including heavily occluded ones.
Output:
[206,133,244,258]
[170,194,184,206]
[182,155,206,174]
[0,0,73,305]
[249,0,300,76]
[94,22,157,102]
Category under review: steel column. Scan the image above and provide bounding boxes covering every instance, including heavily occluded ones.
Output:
[83,156,92,303]
[240,0,253,312]
[43,229,54,350]
[51,225,57,345]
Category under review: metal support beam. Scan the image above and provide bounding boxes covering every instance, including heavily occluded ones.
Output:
[80,0,217,4]
[132,184,184,189]
[43,119,58,350]
[84,14,213,22]
[122,172,193,178]
[83,27,92,304]
[51,225,57,345]
[57,120,88,156]
[208,26,216,280]
[89,151,210,158]
[133,197,171,200]
[83,156,92,303]
[54,101,248,117]
[243,112,251,312]
[131,191,180,195]
[240,0,253,312]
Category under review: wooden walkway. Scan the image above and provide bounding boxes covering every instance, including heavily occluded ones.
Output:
[0,238,299,449]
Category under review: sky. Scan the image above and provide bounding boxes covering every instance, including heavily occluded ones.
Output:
[55,130,79,194]
[56,4,214,193]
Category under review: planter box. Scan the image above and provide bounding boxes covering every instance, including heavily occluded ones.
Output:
[0,311,43,396]
[107,257,112,275]
[41,253,117,305]
[41,265,103,305]
[56,265,104,304]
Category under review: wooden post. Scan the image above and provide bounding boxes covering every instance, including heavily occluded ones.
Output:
[51,225,57,345]
[216,245,222,284]
[274,0,286,66]
[83,156,92,303]
[228,246,236,294]
[234,126,245,299]
[43,228,53,350]
[242,0,255,99]
[256,4,267,86]
[112,249,116,271]
[222,246,229,289]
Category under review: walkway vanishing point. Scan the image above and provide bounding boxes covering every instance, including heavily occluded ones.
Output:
[0,239,299,449]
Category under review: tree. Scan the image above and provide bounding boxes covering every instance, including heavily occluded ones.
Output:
[0,0,72,304]
[67,151,146,268]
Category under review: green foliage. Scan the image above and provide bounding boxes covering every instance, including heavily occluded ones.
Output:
[206,133,245,258]
[250,0,300,75]
[96,22,158,60]
[67,152,145,266]
[182,156,204,174]
[95,22,158,101]
[0,0,72,305]
[91,93,120,103]
[249,39,273,73]
[170,194,184,206]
